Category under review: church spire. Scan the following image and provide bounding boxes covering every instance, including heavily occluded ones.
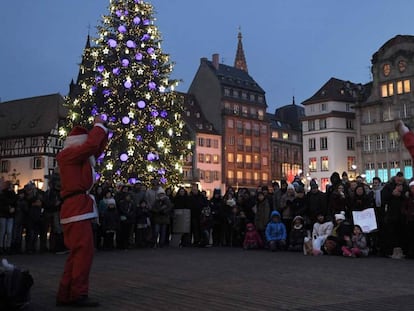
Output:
[234,28,248,73]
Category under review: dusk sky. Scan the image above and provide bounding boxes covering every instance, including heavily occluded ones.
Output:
[1,0,413,113]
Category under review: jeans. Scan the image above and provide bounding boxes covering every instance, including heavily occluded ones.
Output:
[152,223,168,247]
[0,217,14,249]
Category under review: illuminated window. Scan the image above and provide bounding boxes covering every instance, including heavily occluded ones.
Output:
[321,156,329,171]
[347,156,356,171]
[254,172,259,180]
[236,154,243,163]
[258,109,264,120]
[227,153,234,163]
[377,162,388,182]
[237,171,243,179]
[198,153,204,163]
[205,154,211,164]
[404,80,411,92]
[245,155,252,164]
[262,173,269,181]
[213,155,220,164]
[397,81,403,94]
[233,104,239,114]
[282,132,289,140]
[390,161,400,177]
[272,131,279,139]
[309,158,317,172]
[389,132,399,149]
[245,137,252,146]
[227,170,234,179]
[381,84,388,97]
[388,83,394,96]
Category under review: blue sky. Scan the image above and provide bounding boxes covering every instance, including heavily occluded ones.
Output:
[1,0,413,113]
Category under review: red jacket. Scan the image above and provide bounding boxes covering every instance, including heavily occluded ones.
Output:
[57,124,108,224]
[403,131,414,160]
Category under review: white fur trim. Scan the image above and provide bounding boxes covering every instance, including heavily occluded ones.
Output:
[64,134,88,149]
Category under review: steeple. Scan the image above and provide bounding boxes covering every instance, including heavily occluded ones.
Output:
[234,29,248,73]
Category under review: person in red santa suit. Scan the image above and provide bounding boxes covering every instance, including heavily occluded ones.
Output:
[56,115,109,308]
[396,120,414,158]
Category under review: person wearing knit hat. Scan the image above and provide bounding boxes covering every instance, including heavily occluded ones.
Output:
[56,115,109,308]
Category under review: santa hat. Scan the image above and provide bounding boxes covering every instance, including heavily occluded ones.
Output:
[64,126,88,149]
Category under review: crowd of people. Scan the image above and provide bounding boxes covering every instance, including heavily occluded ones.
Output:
[1,170,414,260]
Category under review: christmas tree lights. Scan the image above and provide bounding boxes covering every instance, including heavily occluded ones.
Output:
[62,0,192,186]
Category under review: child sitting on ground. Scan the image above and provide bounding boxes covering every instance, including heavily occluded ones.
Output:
[341,224,369,257]
[288,216,306,252]
[265,211,287,252]
[243,223,264,250]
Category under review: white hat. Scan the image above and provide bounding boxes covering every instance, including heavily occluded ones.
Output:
[409,180,414,188]
[287,184,295,191]
[335,211,346,221]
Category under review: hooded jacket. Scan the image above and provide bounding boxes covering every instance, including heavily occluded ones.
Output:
[265,211,287,242]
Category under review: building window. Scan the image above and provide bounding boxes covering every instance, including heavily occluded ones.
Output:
[346,119,354,129]
[227,119,234,128]
[309,157,317,172]
[213,139,219,148]
[282,132,289,140]
[309,138,316,151]
[308,120,315,131]
[214,171,220,181]
[228,136,235,145]
[32,157,44,170]
[198,137,204,146]
[319,119,327,129]
[390,161,400,177]
[236,154,243,164]
[347,137,355,150]
[404,159,413,180]
[377,162,388,182]
[364,162,375,184]
[320,137,328,150]
[224,88,230,96]
[397,80,411,94]
[321,156,329,171]
[321,103,327,111]
[227,153,234,163]
[227,170,234,179]
[233,104,239,115]
[258,109,264,120]
[376,134,385,151]
[213,155,220,164]
[282,163,290,177]
[271,131,279,139]
[206,138,211,148]
[346,103,351,112]
[0,160,10,173]
[260,125,267,134]
[245,137,252,147]
[262,172,269,181]
[198,153,204,163]
[262,156,268,166]
[382,105,392,121]
[363,135,373,152]
[245,154,252,164]
[347,156,356,171]
[389,132,399,149]
[237,171,243,180]
[205,154,211,164]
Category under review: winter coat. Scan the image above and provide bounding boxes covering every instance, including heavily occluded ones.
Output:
[254,199,270,231]
[243,223,264,249]
[151,197,173,225]
[57,124,108,224]
[307,190,327,223]
[345,233,369,256]
[102,207,120,232]
[312,221,333,240]
[265,211,287,242]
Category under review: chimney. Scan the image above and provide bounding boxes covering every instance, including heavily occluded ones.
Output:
[212,53,219,70]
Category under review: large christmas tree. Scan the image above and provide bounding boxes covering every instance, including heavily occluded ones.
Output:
[61,0,191,186]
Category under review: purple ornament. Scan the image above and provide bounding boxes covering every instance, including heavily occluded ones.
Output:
[137,100,146,109]
[128,178,137,184]
[91,107,98,115]
[124,10,129,16]
[133,16,141,25]
[116,170,121,176]
[126,40,136,48]
[122,116,130,124]
[141,34,150,41]
[103,89,111,97]
[116,10,122,17]
[108,39,117,48]
[108,132,114,139]
[97,65,105,73]
[95,76,102,82]
[95,173,101,181]
[136,135,142,141]
[109,116,116,122]
[118,25,127,33]
[151,109,159,117]
[121,59,130,67]
[148,82,156,90]
[152,60,158,66]
[112,67,120,75]
[91,86,97,93]
[160,110,168,118]
[147,47,155,54]
[124,80,132,89]
[98,153,105,160]
[135,53,143,61]
[147,124,154,132]
[143,19,150,26]
[158,168,166,175]
[134,0,140,3]
[120,154,128,162]
[160,177,167,184]
[152,70,159,77]
[101,114,108,121]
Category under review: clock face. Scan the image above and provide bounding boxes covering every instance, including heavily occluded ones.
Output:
[383,64,391,76]
[398,60,407,72]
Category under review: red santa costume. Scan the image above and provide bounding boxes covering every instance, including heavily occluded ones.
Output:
[398,121,414,159]
[56,122,108,307]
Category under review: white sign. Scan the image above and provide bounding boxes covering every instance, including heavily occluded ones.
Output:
[352,208,378,233]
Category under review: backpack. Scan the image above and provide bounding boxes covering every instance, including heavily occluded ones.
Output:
[0,265,34,310]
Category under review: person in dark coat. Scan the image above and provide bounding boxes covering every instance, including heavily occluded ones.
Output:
[306,179,327,229]
[187,183,207,246]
